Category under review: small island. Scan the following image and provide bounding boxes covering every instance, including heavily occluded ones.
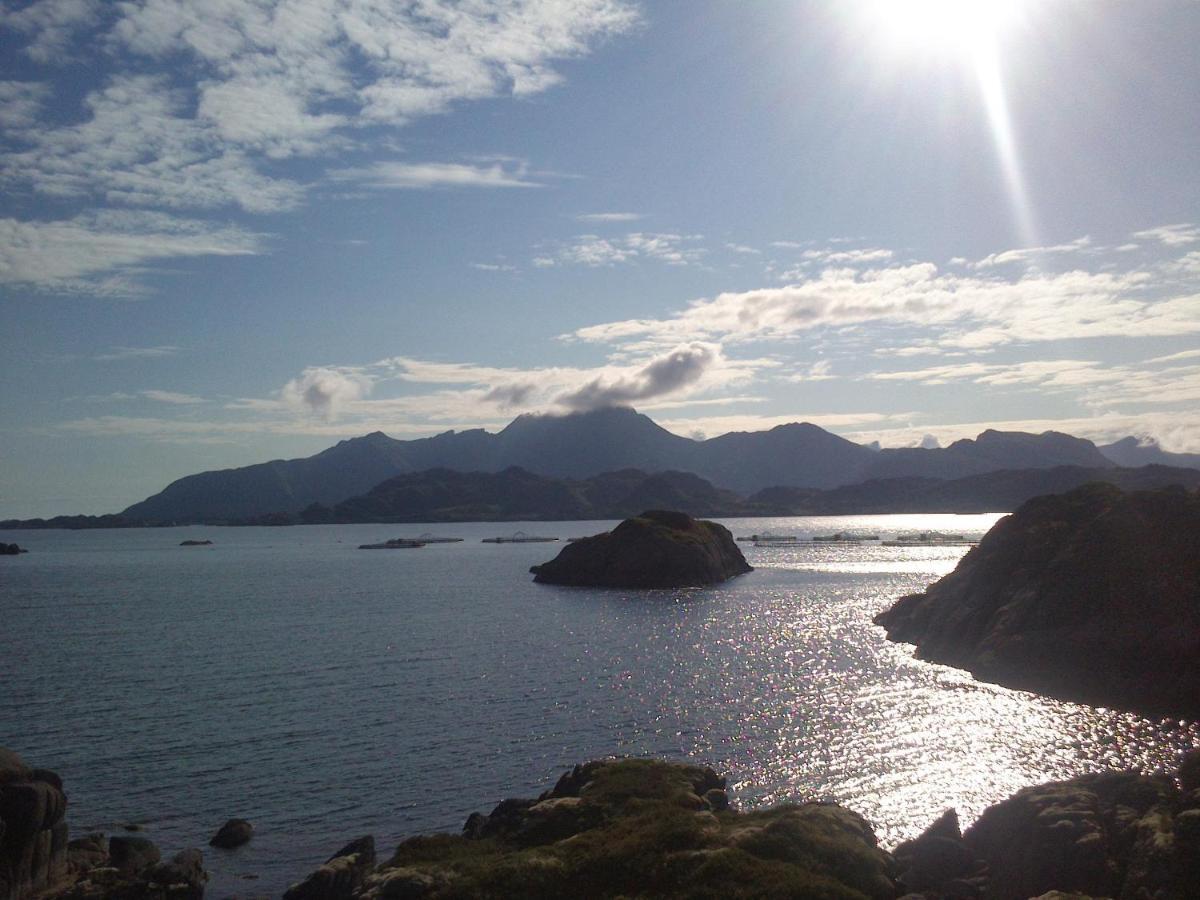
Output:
[529,509,752,588]
[179,539,213,547]
[1,542,27,555]
[874,483,1200,718]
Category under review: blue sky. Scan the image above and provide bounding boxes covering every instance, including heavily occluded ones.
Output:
[2,0,1199,517]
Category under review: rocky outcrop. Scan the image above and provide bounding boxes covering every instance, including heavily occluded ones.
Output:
[293,758,896,899]
[529,509,752,588]
[52,842,206,900]
[283,836,375,900]
[874,484,1200,718]
[0,544,26,555]
[1,749,68,900]
[207,819,252,849]
[891,752,1200,900]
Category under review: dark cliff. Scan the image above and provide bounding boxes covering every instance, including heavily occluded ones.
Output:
[874,483,1200,718]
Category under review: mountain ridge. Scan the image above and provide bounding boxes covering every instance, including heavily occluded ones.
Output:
[8,406,1197,525]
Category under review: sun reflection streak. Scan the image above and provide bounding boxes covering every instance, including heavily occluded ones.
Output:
[973,35,1040,248]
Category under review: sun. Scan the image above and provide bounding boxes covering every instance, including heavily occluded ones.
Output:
[856,0,1028,61]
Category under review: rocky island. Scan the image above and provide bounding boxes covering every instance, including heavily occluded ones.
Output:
[529,509,752,588]
[874,483,1200,718]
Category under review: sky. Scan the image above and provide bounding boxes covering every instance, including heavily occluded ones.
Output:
[2,0,1199,517]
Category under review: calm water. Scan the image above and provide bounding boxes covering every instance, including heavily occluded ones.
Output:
[2,516,1196,898]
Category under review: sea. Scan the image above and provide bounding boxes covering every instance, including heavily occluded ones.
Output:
[2,515,1196,898]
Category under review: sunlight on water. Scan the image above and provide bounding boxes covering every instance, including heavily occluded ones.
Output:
[1,514,1195,895]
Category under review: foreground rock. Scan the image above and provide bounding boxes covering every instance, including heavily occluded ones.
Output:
[896,753,1200,900]
[1,749,68,900]
[874,483,1200,718]
[1,747,206,900]
[529,509,752,588]
[295,758,895,899]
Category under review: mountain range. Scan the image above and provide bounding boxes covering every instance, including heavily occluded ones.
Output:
[91,406,1197,525]
[4,405,1195,525]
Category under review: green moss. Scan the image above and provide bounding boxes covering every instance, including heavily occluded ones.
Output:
[377,759,895,899]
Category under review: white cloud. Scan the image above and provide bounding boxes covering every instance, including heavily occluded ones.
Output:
[555,342,722,411]
[567,250,1200,352]
[0,81,51,129]
[575,212,643,222]
[972,236,1093,268]
[93,345,180,362]
[539,231,705,267]
[330,160,541,190]
[1132,223,1200,247]
[0,211,263,295]
[140,389,207,404]
[470,262,518,272]
[281,366,373,420]
[2,0,638,226]
[725,242,761,255]
[3,0,100,62]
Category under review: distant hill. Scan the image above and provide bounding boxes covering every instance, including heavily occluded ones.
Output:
[1099,436,1200,470]
[303,467,756,523]
[13,406,1188,525]
[749,464,1200,514]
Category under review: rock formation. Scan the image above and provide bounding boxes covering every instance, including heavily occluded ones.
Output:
[0,747,206,900]
[874,483,1200,718]
[0,544,26,556]
[1,749,68,900]
[895,753,1200,900]
[529,509,752,588]
[290,758,896,899]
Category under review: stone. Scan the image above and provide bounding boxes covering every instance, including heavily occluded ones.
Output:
[530,509,752,588]
[107,835,160,876]
[209,818,253,849]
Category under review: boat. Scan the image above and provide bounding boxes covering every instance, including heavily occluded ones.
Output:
[358,538,425,549]
[737,533,800,543]
[481,531,558,543]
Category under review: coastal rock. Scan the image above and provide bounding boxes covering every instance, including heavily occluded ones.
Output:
[283,835,375,900]
[873,483,1200,717]
[529,509,752,588]
[361,758,895,899]
[962,770,1182,899]
[208,819,252,849]
[0,543,25,555]
[107,836,160,876]
[0,748,69,900]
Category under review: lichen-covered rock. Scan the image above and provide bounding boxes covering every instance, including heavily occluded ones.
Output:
[367,758,896,899]
[874,484,1200,717]
[530,510,752,588]
[0,748,69,900]
[963,770,1187,900]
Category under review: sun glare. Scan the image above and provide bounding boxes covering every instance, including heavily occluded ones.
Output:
[859,0,1027,60]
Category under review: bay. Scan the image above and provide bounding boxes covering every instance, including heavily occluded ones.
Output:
[1,515,1195,897]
